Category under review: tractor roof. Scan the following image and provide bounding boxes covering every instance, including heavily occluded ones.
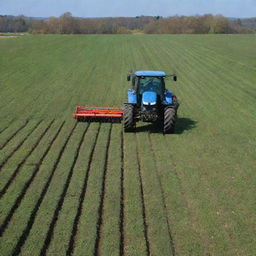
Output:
[135,70,166,77]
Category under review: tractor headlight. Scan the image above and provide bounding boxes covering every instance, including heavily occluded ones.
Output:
[143,101,156,105]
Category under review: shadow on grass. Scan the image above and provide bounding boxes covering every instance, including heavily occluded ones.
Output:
[135,122,163,133]
[135,117,197,134]
[175,117,197,134]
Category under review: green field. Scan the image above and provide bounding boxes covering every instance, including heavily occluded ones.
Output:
[0,34,255,256]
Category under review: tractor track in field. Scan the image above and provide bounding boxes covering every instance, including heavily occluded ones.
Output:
[119,130,124,256]
[0,120,54,198]
[0,118,17,135]
[0,120,39,170]
[148,134,176,256]
[94,124,112,256]
[135,134,150,256]
[67,123,101,256]
[0,120,29,150]
[10,122,77,256]
[162,135,200,241]
[0,121,65,237]
[0,124,11,135]
[0,125,8,135]
[40,123,90,256]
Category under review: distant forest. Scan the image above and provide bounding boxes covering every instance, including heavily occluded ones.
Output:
[0,13,255,34]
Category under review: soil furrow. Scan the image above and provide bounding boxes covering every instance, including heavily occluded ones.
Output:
[94,123,112,256]
[135,134,150,256]
[0,120,54,198]
[0,120,29,150]
[148,134,176,256]
[0,118,16,134]
[67,123,101,256]
[40,123,90,256]
[0,120,41,170]
[0,121,64,236]
[119,130,124,256]
[10,122,77,256]
[0,124,10,135]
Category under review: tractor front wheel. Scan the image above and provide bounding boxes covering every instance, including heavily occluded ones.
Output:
[124,104,135,132]
[163,107,176,134]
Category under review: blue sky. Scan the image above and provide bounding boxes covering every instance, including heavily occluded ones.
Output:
[1,0,256,18]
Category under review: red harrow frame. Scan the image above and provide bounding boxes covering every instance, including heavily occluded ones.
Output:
[73,105,124,122]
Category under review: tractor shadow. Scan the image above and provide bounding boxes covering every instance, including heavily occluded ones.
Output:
[135,117,197,134]
[175,117,197,134]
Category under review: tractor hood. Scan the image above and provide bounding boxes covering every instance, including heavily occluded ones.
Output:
[142,91,157,105]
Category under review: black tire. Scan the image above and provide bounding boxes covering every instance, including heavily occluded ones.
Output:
[124,104,135,132]
[163,107,176,134]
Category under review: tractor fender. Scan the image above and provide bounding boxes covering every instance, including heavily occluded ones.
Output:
[127,89,137,104]
[162,89,173,104]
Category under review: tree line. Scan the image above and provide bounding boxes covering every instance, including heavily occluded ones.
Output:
[0,15,31,33]
[144,15,253,34]
[0,13,254,34]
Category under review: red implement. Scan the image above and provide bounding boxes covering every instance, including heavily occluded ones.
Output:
[73,105,123,122]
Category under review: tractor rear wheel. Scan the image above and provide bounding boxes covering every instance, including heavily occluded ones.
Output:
[163,107,176,134]
[124,104,135,132]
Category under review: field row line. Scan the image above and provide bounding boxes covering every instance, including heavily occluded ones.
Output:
[119,130,124,256]
[0,120,65,236]
[155,38,256,125]
[40,123,90,255]
[189,40,256,72]
[94,124,112,255]
[148,134,176,254]
[0,120,29,151]
[0,120,53,197]
[135,134,151,256]
[9,122,78,255]
[0,119,14,135]
[0,121,43,174]
[66,123,101,255]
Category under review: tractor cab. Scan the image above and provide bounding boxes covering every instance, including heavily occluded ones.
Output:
[128,71,167,106]
[137,76,165,97]
[130,71,166,90]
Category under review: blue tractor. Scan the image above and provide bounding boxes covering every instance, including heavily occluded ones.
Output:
[124,70,179,133]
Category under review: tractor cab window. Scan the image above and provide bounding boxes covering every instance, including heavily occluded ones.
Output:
[137,77,164,95]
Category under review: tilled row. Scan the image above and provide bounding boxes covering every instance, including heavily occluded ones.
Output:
[0,120,176,256]
[66,123,101,256]
[0,120,40,170]
[0,120,77,255]
[0,120,54,197]
[0,120,29,151]
[40,122,90,256]
[13,121,80,256]
[135,134,151,256]
[0,120,65,237]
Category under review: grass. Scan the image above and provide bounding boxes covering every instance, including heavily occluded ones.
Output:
[45,122,95,255]
[0,120,48,192]
[72,124,111,256]
[98,124,123,256]
[123,132,149,256]
[19,122,84,256]
[136,132,174,255]
[0,34,255,256]
[0,120,38,168]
